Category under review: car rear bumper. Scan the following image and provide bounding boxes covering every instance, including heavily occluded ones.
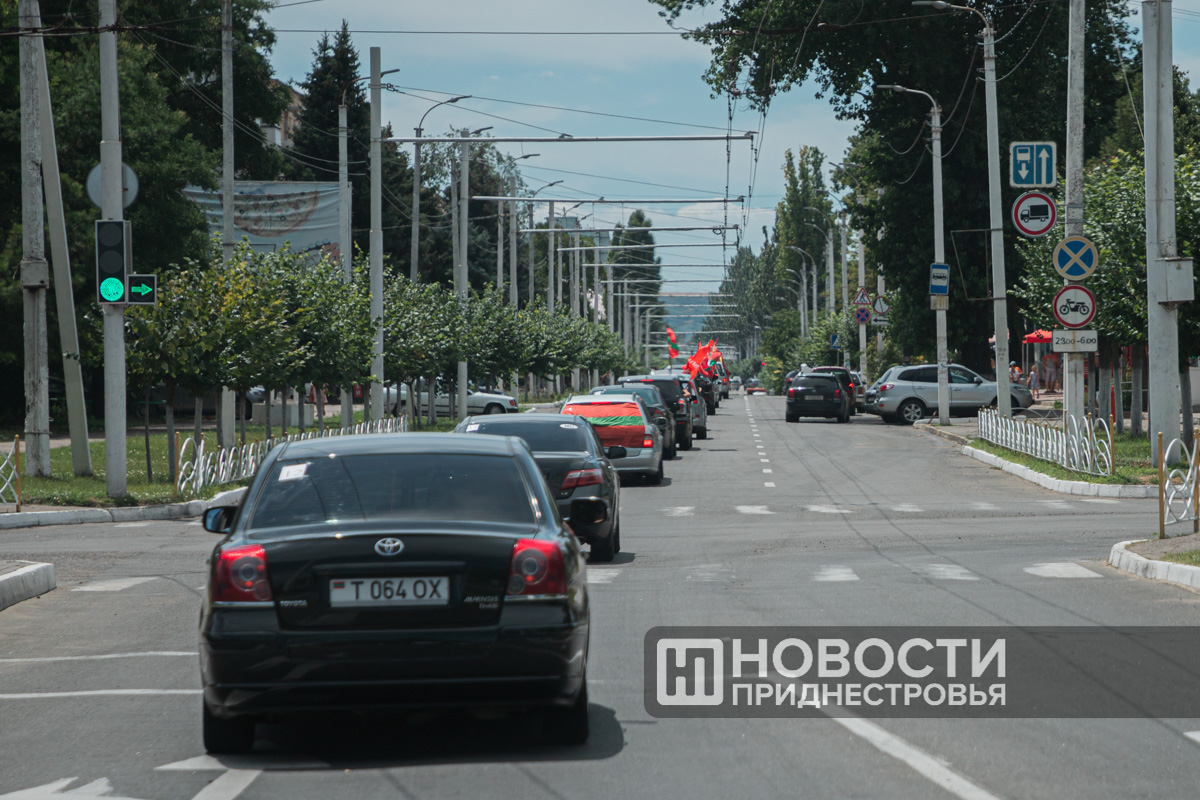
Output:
[201,614,587,717]
[614,448,659,474]
[786,399,844,417]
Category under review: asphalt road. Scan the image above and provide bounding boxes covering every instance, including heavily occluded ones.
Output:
[1,394,1197,799]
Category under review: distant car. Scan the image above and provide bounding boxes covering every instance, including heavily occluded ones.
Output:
[455,413,623,561]
[812,366,858,415]
[785,374,851,423]
[198,433,594,754]
[712,362,731,399]
[851,372,868,412]
[871,363,1035,424]
[745,378,766,395]
[385,383,517,416]
[590,384,677,458]
[561,395,664,484]
[730,376,743,391]
[618,375,693,450]
[679,375,708,439]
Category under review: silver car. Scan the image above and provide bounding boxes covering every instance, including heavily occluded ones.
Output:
[560,394,664,484]
[872,363,1034,424]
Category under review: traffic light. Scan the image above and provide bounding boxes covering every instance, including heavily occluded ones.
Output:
[95,220,131,303]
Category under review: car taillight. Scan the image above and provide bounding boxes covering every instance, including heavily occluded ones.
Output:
[211,544,272,603]
[834,389,842,398]
[879,383,894,393]
[507,538,567,597]
[561,468,603,490]
[642,435,655,448]
[508,398,517,407]
[787,388,796,398]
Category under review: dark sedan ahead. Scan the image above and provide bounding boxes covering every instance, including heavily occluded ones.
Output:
[199,433,595,754]
[455,413,623,561]
[785,373,851,423]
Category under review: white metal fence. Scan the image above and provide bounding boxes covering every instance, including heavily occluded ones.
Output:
[1158,430,1200,537]
[977,409,1113,477]
[0,436,19,510]
[175,417,407,496]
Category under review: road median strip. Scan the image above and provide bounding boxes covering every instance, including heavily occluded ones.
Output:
[1109,538,1200,592]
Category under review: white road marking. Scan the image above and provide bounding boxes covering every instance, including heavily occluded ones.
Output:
[915,564,978,581]
[71,577,158,593]
[736,505,775,515]
[764,482,776,487]
[763,468,773,474]
[806,505,853,514]
[0,651,192,664]
[1079,498,1121,504]
[761,459,770,463]
[157,753,329,772]
[588,569,621,584]
[756,444,765,449]
[973,502,999,511]
[815,566,859,582]
[828,714,1004,800]
[186,521,202,526]
[0,689,199,699]
[112,522,150,528]
[892,504,923,513]
[190,770,262,800]
[1023,562,1102,578]
[0,777,154,799]
[663,506,695,517]
[1184,731,1200,745]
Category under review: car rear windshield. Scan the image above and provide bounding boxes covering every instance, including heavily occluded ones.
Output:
[246,453,535,534]
[461,420,590,452]
[623,379,682,404]
[561,400,645,426]
[593,385,662,407]
[792,376,840,389]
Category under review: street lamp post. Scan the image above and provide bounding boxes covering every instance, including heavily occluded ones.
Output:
[879,83,949,424]
[915,0,1010,416]
[410,95,469,282]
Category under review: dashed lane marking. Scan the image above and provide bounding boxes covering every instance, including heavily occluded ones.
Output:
[0,651,193,664]
[761,459,770,463]
[765,482,776,487]
[588,569,621,584]
[72,577,158,593]
[736,505,775,515]
[973,502,999,511]
[815,566,859,582]
[1078,498,1121,504]
[113,522,151,528]
[1023,562,1102,578]
[1184,731,1200,746]
[763,468,773,474]
[914,564,978,581]
[806,505,854,514]
[891,504,923,513]
[662,506,695,517]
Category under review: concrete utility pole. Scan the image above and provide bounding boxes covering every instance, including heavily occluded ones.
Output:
[19,0,49,478]
[930,100,950,424]
[497,206,505,292]
[857,231,867,374]
[840,219,850,366]
[981,14,1011,415]
[338,100,353,425]
[1063,0,1087,427]
[457,139,470,419]
[217,0,235,449]
[509,177,518,305]
[826,230,835,316]
[546,202,556,313]
[368,48,384,422]
[1144,0,1193,462]
[34,6,91,475]
[99,0,125,496]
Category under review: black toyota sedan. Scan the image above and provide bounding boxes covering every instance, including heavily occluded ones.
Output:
[199,433,595,754]
[454,413,623,561]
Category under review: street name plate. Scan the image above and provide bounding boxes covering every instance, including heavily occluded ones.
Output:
[1052,329,1098,353]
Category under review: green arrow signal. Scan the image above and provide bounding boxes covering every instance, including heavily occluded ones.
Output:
[131,283,152,296]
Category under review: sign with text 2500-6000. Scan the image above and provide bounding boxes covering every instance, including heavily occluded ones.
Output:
[1053,285,1096,329]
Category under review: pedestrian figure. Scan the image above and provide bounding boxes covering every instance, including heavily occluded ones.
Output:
[1027,364,1040,400]
[1009,361,1022,385]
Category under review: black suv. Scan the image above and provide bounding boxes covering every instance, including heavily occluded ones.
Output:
[618,375,693,450]
[785,374,851,423]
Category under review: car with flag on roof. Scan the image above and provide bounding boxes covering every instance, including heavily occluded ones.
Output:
[560,395,664,485]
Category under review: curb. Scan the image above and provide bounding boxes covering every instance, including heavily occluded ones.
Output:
[914,422,1155,498]
[0,561,56,611]
[1109,539,1200,592]
[0,487,247,531]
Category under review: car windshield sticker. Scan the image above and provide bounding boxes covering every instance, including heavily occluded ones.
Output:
[465,423,480,431]
[278,463,308,481]
[559,423,579,429]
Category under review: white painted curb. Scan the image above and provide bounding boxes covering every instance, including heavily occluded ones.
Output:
[0,487,247,531]
[958,445,1157,498]
[1109,539,1200,592]
[0,561,56,611]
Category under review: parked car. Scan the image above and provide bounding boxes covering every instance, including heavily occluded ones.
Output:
[863,367,900,416]
[871,363,1035,424]
[590,383,677,458]
[617,375,693,450]
[454,413,623,561]
[852,372,868,413]
[561,395,664,484]
[198,433,595,753]
[811,366,858,415]
[385,382,517,416]
[785,373,852,423]
[730,375,743,391]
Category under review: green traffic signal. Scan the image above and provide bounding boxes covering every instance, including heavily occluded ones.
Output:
[100,277,125,302]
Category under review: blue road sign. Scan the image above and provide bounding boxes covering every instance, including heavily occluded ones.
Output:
[1010,141,1057,188]
[1052,236,1099,281]
[831,334,841,350]
[930,263,950,296]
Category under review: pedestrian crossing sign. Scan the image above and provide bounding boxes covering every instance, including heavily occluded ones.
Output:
[853,286,871,305]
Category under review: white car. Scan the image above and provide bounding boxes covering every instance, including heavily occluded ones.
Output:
[385,383,518,415]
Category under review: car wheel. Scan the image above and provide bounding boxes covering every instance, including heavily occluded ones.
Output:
[880,412,897,424]
[590,531,615,562]
[647,460,664,485]
[544,678,590,745]
[613,517,621,554]
[680,427,693,450]
[898,399,925,425]
[696,427,707,440]
[202,703,256,755]
[666,441,677,459]
[785,413,798,423]
[484,403,506,415]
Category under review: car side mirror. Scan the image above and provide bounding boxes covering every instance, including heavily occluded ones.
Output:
[606,445,627,460]
[203,506,237,534]
[973,377,983,384]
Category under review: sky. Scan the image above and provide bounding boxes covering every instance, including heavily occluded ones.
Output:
[260,0,1200,297]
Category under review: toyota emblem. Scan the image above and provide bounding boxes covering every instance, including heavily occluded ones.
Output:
[374,537,404,557]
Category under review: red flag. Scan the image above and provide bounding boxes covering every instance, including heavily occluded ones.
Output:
[666,327,677,345]
[668,346,679,359]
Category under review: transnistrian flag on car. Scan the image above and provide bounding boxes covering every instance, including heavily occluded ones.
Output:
[562,401,646,448]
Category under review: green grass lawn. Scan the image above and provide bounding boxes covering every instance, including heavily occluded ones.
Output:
[968,430,1163,486]
[10,412,462,508]
[1160,550,1200,567]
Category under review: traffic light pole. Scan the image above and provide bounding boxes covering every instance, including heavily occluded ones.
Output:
[99,0,126,496]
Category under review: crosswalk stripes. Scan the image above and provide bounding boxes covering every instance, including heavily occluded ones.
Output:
[913,564,978,581]
[72,577,158,593]
[1022,562,1102,578]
